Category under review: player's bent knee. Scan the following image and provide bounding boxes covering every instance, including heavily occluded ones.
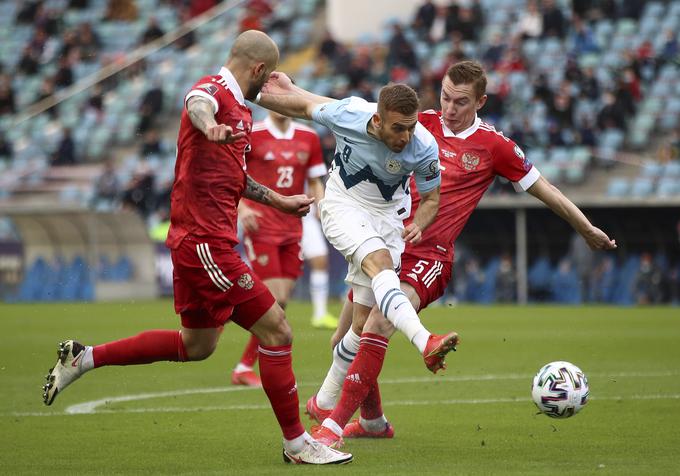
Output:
[180,328,220,361]
[250,304,293,347]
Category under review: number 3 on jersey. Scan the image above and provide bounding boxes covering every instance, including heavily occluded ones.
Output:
[276,166,294,188]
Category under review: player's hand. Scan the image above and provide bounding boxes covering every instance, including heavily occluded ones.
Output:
[402,223,422,244]
[278,194,315,217]
[238,203,261,233]
[262,71,295,96]
[584,226,617,250]
[205,124,246,143]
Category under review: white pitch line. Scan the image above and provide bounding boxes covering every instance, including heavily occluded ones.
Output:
[12,370,680,418]
[10,394,680,417]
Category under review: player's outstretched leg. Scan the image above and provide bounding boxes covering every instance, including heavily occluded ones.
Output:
[423,332,459,373]
[231,334,261,387]
[43,340,88,405]
[43,329,190,406]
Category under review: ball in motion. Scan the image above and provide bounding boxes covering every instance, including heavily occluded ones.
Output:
[531,361,589,418]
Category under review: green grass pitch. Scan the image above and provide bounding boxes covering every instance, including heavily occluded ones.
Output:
[1,300,679,475]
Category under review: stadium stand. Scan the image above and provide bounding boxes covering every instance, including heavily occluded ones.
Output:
[0,0,679,304]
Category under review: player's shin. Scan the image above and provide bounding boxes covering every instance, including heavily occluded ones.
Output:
[258,344,305,440]
[359,381,389,431]
[316,328,361,409]
[371,270,430,353]
[323,333,388,433]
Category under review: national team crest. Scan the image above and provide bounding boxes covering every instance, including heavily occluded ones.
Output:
[460,152,480,171]
[257,254,269,266]
[385,158,402,174]
[514,144,532,171]
[297,151,309,164]
[238,273,254,290]
[197,83,218,96]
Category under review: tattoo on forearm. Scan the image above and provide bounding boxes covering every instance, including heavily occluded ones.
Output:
[187,97,216,134]
[244,175,272,204]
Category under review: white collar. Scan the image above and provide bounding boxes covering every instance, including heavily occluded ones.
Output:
[441,115,481,139]
[218,66,245,105]
[264,115,295,140]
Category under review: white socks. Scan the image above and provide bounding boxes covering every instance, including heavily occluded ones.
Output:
[371,269,430,353]
[316,328,361,409]
[234,363,252,373]
[360,415,389,432]
[310,270,329,318]
[283,431,314,453]
[81,346,94,372]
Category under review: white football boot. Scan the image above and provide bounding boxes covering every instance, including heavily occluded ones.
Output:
[43,340,87,405]
[282,438,353,465]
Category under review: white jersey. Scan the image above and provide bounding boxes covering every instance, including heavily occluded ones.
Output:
[312,97,440,213]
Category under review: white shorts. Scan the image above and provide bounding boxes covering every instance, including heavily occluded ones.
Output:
[301,206,328,260]
[319,197,405,289]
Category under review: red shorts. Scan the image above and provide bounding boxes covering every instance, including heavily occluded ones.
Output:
[171,236,276,330]
[243,236,303,281]
[399,252,452,311]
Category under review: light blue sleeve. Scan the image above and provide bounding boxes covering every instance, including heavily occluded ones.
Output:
[311,98,352,131]
[413,140,441,194]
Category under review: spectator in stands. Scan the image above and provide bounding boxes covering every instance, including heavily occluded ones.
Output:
[634,252,664,304]
[174,9,196,50]
[580,66,600,101]
[542,0,566,39]
[16,1,41,24]
[590,255,617,303]
[141,17,165,44]
[69,0,90,8]
[318,31,338,61]
[495,253,516,302]
[0,132,12,161]
[569,231,595,302]
[140,129,165,158]
[137,83,164,133]
[620,0,643,20]
[54,56,75,89]
[387,23,418,71]
[104,0,138,22]
[551,258,581,303]
[518,0,543,39]
[660,29,679,65]
[597,91,626,131]
[0,75,17,116]
[121,163,155,218]
[412,0,436,39]
[570,16,599,56]
[93,159,121,208]
[51,128,77,166]
[34,3,61,37]
[78,23,101,62]
[453,5,482,42]
[18,45,41,76]
[482,31,505,68]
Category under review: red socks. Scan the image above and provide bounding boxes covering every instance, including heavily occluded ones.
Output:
[93,330,187,367]
[258,344,305,440]
[238,335,259,367]
[329,333,388,428]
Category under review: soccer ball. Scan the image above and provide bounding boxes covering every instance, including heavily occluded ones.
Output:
[531,361,589,418]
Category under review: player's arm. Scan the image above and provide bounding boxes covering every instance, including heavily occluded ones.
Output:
[244,175,314,217]
[403,186,440,244]
[527,176,617,250]
[307,177,325,203]
[258,72,334,120]
[186,96,245,143]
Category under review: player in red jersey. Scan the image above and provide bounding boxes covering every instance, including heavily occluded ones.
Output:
[41,30,352,465]
[230,110,329,387]
[308,61,616,447]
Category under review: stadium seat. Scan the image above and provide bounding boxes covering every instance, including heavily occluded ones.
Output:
[606,177,629,198]
[630,178,654,198]
[657,177,680,197]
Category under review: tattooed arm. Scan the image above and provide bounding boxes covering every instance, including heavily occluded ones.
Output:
[186,96,245,143]
[244,175,314,217]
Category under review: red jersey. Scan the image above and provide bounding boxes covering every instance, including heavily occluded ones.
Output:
[242,117,326,245]
[166,67,253,249]
[407,111,540,261]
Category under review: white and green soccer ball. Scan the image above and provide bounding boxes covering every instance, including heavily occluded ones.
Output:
[531,361,589,418]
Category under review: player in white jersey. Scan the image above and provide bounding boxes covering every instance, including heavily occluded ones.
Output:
[258,76,459,380]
